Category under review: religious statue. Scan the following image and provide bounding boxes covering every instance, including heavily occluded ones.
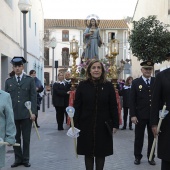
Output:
[83,17,102,59]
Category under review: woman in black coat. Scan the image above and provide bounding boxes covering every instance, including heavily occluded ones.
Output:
[120,76,133,130]
[74,60,119,170]
[52,72,70,130]
[151,68,170,170]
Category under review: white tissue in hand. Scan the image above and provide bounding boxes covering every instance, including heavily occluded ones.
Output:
[67,127,80,138]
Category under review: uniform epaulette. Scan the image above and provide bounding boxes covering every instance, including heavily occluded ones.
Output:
[6,77,13,81]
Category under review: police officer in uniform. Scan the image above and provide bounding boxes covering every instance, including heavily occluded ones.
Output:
[130,60,156,165]
[5,57,37,168]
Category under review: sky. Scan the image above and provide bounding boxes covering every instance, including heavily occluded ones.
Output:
[41,0,138,19]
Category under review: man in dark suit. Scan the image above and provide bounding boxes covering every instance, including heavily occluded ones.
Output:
[5,57,37,168]
[130,60,156,165]
[151,67,170,170]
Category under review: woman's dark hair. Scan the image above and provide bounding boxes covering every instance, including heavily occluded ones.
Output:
[86,59,106,83]
[29,70,36,75]
[58,72,63,77]
[89,18,98,28]
[125,76,133,86]
[9,71,15,77]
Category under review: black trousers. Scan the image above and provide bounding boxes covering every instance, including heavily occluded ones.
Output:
[122,107,132,128]
[55,106,65,128]
[14,118,32,163]
[161,160,170,170]
[134,119,155,160]
[35,110,39,126]
[85,156,105,170]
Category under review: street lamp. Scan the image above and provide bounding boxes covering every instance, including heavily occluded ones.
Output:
[18,0,32,73]
[50,38,56,84]
[106,39,119,88]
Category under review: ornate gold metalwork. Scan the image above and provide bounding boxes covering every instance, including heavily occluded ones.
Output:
[107,39,119,88]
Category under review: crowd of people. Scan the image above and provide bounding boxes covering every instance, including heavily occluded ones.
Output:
[1,56,170,170]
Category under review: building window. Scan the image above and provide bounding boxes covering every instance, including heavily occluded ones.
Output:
[29,11,31,28]
[108,32,115,42]
[4,0,12,9]
[35,23,36,36]
[61,48,69,67]
[62,30,69,41]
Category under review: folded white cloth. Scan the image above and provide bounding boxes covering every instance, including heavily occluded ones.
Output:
[67,127,80,138]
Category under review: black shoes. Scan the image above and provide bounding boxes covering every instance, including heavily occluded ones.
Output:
[58,127,64,130]
[121,127,126,130]
[23,163,31,167]
[134,159,156,165]
[134,158,141,165]
[148,159,156,165]
[11,162,31,168]
[11,162,22,168]
[129,127,133,130]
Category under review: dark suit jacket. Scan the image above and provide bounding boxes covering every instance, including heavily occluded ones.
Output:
[5,74,37,120]
[52,82,69,107]
[151,68,170,161]
[130,76,155,119]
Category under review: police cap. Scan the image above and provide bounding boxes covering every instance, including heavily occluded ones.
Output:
[11,56,27,66]
[140,60,154,68]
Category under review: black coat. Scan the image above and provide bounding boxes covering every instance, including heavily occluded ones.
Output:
[130,76,155,119]
[74,80,119,157]
[52,82,69,107]
[151,68,170,162]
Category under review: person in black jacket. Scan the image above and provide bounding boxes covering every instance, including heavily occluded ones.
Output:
[52,72,70,130]
[120,76,133,130]
[74,59,119,170]
[29,70,44,128]
[130,60,156,166]
[151,67,170,170]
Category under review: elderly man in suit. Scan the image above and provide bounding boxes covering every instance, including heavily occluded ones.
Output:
[5,57,37,168]
[0,90,16,169]
[130,60,156,166]
[151,66,170,170]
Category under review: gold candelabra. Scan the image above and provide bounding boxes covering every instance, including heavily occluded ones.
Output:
[70,37,79,89]
[106,39,119,88]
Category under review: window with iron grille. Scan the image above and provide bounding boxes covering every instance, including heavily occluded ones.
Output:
[62,30,69,41]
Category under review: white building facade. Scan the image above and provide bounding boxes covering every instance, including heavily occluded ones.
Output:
[44,19,131,85]
[131,0,170,78]
[0,0,44,89]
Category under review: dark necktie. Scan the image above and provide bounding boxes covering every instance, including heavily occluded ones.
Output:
[146,79,150,87]
[17,76,20,84]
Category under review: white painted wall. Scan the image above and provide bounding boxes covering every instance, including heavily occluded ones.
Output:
[0,0,44,89]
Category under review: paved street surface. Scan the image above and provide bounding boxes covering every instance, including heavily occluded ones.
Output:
[2,95,161,170]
